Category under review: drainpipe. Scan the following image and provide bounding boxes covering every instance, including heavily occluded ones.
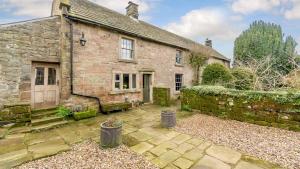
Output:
[64,16,103,113]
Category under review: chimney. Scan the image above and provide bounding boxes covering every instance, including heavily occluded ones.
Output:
[126,1,139,19]
[205,38,212,48]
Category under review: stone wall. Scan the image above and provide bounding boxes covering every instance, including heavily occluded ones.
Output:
[68,22,195,104]
[0,103,31,124]
[181,86,300,131]
[0,16,61,109]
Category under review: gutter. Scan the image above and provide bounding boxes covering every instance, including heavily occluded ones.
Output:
[64,16,103,113]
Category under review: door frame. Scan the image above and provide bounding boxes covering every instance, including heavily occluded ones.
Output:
[141,72,154,103]
[31,62,61,109]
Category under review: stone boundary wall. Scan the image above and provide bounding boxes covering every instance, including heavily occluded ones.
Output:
[0,103,31,124]
[153,87,171,107]
[181,86,300,131]
[0,16,61,109]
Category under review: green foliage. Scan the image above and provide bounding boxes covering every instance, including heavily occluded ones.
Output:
[153,87,171,107]
[202,63,233,86]
[295,56,300,65]
[231,68,255,90]
[189,52,208,85]
[73,109,97,121]
[56,106,72,118]
[234,20,298,75]
[181,104,192,112]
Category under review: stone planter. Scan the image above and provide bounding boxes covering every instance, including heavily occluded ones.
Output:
[100,122,122,148]
[161,110,176,128]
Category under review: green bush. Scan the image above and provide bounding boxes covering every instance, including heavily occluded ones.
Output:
[181,104,192,112]
[202,63,233,86]
[153,87,171,107]
[231,68,255,90]
[56,106,72,118]
[73,109,97,121]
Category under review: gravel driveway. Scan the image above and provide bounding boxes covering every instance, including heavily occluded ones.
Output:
[16,140,158,169]
[176,114,300,169]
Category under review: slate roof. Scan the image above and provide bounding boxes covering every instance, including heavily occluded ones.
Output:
[66,0,230,61]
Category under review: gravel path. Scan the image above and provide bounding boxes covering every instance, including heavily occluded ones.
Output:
[16,140,158,169]
[176,114,300,169]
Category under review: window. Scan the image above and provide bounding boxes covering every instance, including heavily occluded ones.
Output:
[48,68,56,85]
[114,74,121,89]
[132,74,137,89]
[113,73,138,91]
[175,74,183,91]
[121,38,134,60]
[35,67,45,85]
[176,50,182,65]
[123,74,130,89]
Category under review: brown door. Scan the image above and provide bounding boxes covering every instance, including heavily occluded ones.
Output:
[31,63,60,109]
[143,74,151,103]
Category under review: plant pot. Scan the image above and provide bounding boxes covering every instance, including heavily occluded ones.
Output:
[100,122,122,148]
[161,110,176,128]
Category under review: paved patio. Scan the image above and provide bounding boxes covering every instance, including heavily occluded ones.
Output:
[0,105,283,169]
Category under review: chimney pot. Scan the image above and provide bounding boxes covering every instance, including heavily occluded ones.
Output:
[205,38,212,48]
[126,1,139,19]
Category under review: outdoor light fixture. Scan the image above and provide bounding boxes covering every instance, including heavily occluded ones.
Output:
[80,32,87,46]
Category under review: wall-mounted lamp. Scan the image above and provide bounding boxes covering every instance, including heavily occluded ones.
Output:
[80,32,87,46]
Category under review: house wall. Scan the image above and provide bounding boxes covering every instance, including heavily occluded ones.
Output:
[0,16,61,109]
[68,22,195,103]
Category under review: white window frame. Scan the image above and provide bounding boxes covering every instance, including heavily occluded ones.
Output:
[175,74,183,91]
[176,50,183,65]
[112,72,138,91]
[120,37,135,60]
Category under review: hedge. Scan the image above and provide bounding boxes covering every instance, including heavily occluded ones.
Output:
[202,63,233,86]
[153,87,171,106]
[181,86,300,131]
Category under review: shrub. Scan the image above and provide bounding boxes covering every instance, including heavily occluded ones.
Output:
[231,68,255,90]
[181,105,192,112]
[56,106,72,118]
[202,63,233,86]
[153,87,171,107]
[73,109,97,121]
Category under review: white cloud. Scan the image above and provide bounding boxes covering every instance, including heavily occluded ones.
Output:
[284,0,300,20]
[164,8,241,42]
[231,0,283,14]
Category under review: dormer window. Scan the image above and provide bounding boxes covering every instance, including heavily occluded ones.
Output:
[176,50,183,65]
[120,38,134,60]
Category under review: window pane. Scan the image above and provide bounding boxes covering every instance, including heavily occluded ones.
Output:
[176,50,182,64]
[121,38,134,60]
[35,67,45,85]
[123,74,130,89]
[115,82,120,89]
[115,74,120,81]
[175,74,183,91]
[48,68,56,85]
[132,74,136,89]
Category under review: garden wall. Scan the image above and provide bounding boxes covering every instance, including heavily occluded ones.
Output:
[181,86,300,131]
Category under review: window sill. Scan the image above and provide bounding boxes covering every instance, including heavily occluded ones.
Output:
[118,59,137,64]
[175,63,184,67]
[109,89,141,95]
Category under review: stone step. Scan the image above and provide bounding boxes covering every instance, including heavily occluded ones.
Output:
[31,116,63,126]
[0,149,32,169]
[31,121,69,132]
[32,107,57,114]
[31,110,57,119]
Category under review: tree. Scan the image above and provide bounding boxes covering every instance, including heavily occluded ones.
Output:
[234,20,298,75]
[189,52,208,85]
[202,63,233,86]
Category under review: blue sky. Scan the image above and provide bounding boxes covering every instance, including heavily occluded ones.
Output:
[1,0,300,60]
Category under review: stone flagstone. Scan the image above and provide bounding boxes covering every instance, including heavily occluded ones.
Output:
[197,141,212,151]
[173,142,194,154]
[149,141,178,156]
[171,134,191,145]
[130,142,154,154]
[173,158,194,169]
[151,150,181,168]
[186,138,204,146]
[206,145,242,164]
[148,135,170,145]
[235,161,264,169]
[128,131,153,142]
[183,148,204,161]
[191,155,231,169]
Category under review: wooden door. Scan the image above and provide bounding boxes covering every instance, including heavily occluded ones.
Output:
[31,63,60,109]
[143,74,151,103]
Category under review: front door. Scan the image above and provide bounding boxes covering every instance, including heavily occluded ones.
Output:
[31,63,60,109]
[143,74,151,103]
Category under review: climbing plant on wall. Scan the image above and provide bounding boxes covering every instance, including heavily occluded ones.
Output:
[189,52,208,85]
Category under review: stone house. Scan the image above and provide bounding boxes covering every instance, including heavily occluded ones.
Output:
[0,0,230,115]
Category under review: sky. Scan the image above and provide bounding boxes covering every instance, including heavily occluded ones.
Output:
[1,0,300,60]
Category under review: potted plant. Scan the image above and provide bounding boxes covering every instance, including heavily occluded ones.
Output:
[100,117,123,148]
